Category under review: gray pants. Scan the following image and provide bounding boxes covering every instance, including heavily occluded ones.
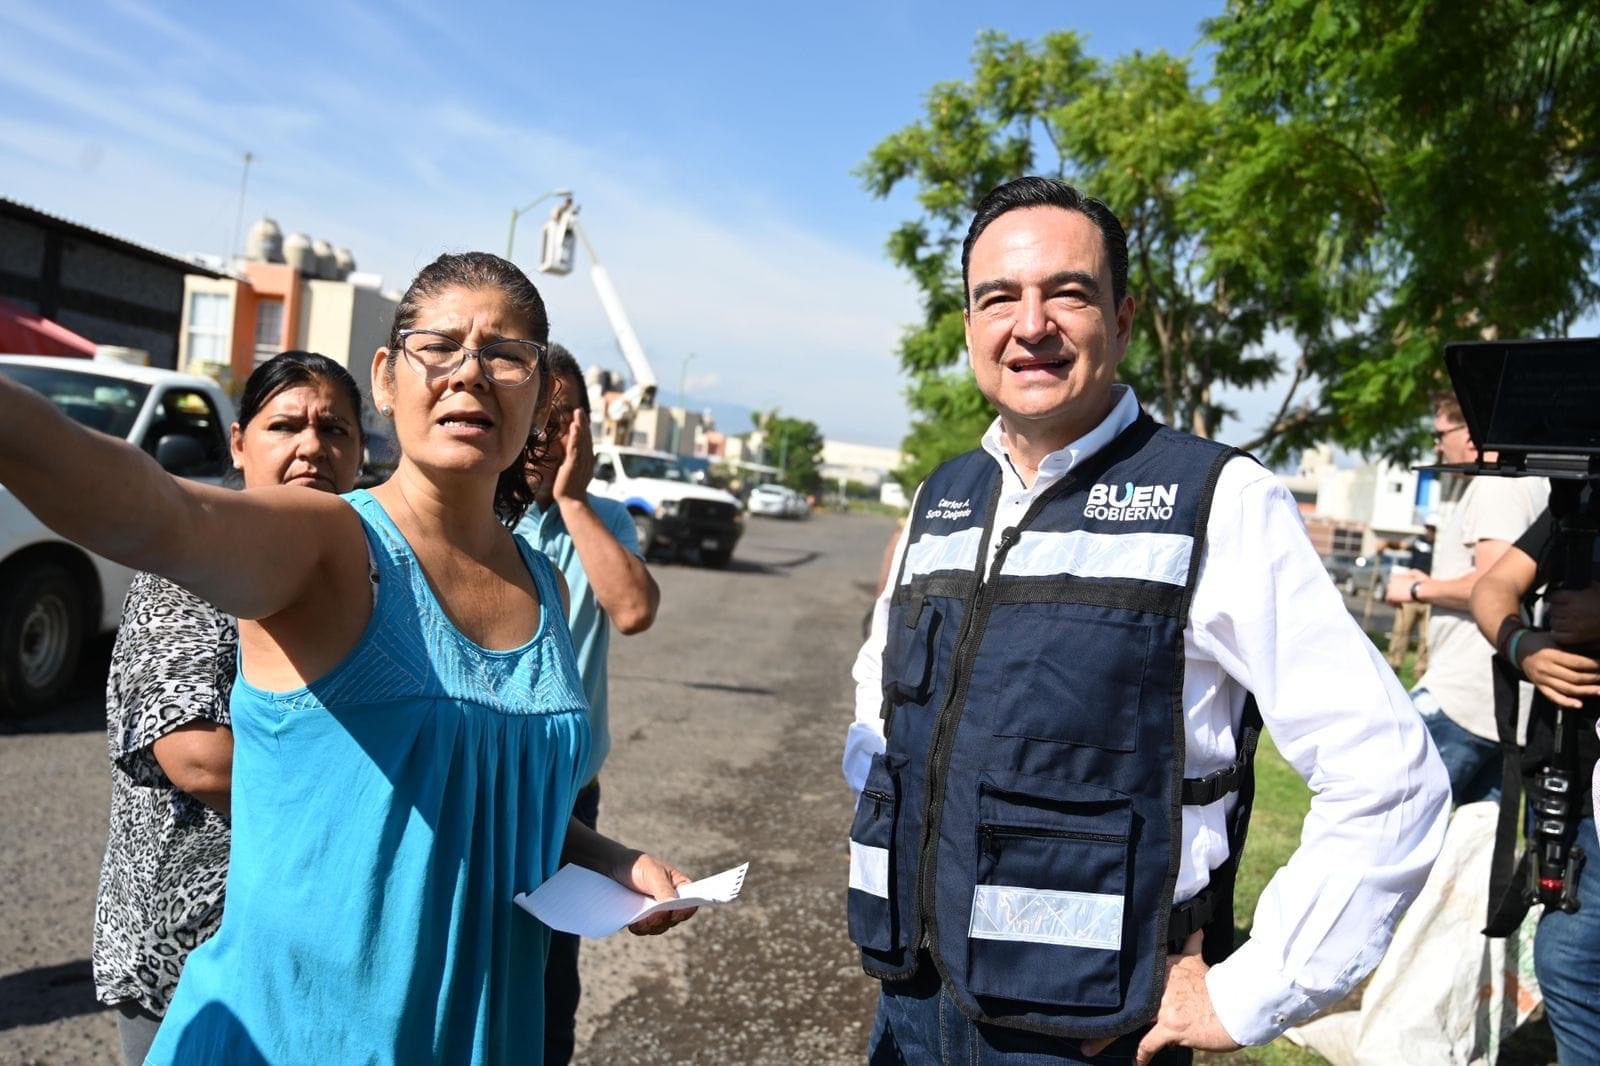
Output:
[115,1000,162,1066]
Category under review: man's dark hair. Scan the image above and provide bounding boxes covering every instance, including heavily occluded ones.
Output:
[960,177,1130,309]
[546,343,589,418]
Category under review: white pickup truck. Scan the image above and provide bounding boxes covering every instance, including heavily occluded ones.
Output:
[0,355,235,716]
[590,444,744,567]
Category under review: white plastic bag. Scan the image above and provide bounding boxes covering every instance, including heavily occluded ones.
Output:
[1286,801,1541,1065]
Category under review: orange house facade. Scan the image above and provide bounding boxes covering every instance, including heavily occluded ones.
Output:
[177,260,305,392]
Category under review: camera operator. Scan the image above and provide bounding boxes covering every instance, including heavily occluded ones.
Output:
[1385,394,1547,804]
[1472,506,1600,1063]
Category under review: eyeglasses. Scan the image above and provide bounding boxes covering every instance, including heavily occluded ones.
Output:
[1431,423,1468,443]
[395,329,546,388]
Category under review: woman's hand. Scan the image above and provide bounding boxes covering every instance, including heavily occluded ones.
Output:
[610,849,697,936]
[1518,632,1600,709]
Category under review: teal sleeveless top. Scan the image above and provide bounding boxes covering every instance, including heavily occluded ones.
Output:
[146,490,590,1065]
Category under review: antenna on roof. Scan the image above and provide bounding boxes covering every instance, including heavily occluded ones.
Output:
[228,150,254,263]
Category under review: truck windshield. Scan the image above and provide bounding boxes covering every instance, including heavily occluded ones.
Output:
[619,453,690,482]
[0,364,150,439]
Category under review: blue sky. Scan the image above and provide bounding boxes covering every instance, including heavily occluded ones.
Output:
[0,0,1230,448]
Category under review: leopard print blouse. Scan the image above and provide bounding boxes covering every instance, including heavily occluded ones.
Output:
[92,572,237,1015]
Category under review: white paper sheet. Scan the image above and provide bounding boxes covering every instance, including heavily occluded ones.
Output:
[514,861,749,938]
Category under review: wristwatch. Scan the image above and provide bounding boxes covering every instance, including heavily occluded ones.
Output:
[1409,580,1424,603]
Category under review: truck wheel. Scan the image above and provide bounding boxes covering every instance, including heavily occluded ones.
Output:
[701,545,734,568]
[0,563,85,717]
[631,513,657,558]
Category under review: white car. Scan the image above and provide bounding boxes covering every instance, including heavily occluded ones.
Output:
[0,355,235,715]
[747,483,809,519]
[590,445,744,567]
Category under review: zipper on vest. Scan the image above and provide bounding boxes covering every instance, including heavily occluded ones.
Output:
[862,787,892,819]
[914,519,1018,949]
[979,823,1129,855]
[914,469,1090,957]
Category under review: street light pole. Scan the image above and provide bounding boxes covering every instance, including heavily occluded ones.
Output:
[671,352,697,455]
[505,188,573,261]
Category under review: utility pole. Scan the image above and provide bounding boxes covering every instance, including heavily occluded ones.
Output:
[672,352,696,455]
[506,188,572,260]
[229,150,254,263]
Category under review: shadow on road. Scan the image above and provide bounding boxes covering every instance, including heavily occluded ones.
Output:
[648,544,823,576]
[0,635,114,736]
[611,674,776,698]
[0,958,107,1031]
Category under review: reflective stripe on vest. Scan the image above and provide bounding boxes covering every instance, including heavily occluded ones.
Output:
[846,413,1258,1040]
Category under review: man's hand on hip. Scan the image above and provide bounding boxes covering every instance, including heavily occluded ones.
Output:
[1081,931,1241,1064]
[553,408,595,504]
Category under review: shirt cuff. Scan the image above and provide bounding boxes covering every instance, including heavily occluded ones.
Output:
[842,721,886,794]
[1204,939,1317,1047]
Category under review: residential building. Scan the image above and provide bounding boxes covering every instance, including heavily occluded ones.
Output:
[0,197,223,368]
[820,440,903,490]
[178,218,396,430]
[1298,444,1443,556]
[625,404,706,455]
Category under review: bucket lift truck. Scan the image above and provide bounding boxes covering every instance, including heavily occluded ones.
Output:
[535,199,658,445]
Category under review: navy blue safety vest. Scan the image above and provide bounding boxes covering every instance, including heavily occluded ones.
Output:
[848,412,1261,1041]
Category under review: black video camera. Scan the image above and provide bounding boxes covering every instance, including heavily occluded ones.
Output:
[1434,338,1600,929]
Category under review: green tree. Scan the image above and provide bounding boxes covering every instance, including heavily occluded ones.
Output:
[860,32,1280,486]
[753,411,826,495]
[1205,0,1600,461]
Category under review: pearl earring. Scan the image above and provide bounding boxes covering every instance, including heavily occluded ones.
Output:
[380,405,393,417]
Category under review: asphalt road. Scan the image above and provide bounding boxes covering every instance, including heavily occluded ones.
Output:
[0,511,1432,1066]
[0,510,892,1065]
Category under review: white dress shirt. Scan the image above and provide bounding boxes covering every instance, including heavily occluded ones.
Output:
[844,386,1449,1046]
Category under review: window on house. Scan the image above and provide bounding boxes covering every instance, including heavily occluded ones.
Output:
[1331,526,1365,555]
[254,299,284,365]
[186,292,229,365]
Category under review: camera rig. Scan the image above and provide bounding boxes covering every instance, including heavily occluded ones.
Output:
[1430,339,1600,931]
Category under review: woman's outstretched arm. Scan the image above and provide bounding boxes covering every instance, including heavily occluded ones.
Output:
[0,374,356,621]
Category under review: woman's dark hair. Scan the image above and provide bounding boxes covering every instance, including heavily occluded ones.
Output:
[237,351,365,438]
[960,177,1130,309]
[386,251,552,527]
[545,343,589,417]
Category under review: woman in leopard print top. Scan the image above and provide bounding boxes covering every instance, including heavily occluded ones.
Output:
[92,352,365,1065]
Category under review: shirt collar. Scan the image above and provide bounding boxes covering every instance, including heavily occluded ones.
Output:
[980,385,1140,494]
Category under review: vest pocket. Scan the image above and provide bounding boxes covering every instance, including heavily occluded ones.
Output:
[884,596,942,707]
[966,772,1132,1009]
[979,607,1149,751]
[848,752,908,953]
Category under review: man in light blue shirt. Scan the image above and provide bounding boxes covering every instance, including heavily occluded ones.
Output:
[516,344,660,1066]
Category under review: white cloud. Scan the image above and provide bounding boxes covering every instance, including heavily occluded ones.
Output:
[0,5,921,447]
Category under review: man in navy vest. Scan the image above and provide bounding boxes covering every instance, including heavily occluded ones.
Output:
[843,177,1450,1064]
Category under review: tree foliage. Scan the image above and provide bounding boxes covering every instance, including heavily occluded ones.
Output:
[865,8,1600,480]
[752,411,826,494]
[1205,0,1600,460]
[861,32,1280,485]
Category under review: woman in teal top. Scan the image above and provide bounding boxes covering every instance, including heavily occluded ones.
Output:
[0,252,694,1064]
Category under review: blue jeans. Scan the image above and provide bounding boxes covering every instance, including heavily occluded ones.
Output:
[543,779,601,1066]
[1535,815,1600,1065]
[867,954,1190,1065]
[1414,691,1501,805]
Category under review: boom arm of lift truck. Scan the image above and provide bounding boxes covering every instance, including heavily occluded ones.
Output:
[536,201,658,436]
